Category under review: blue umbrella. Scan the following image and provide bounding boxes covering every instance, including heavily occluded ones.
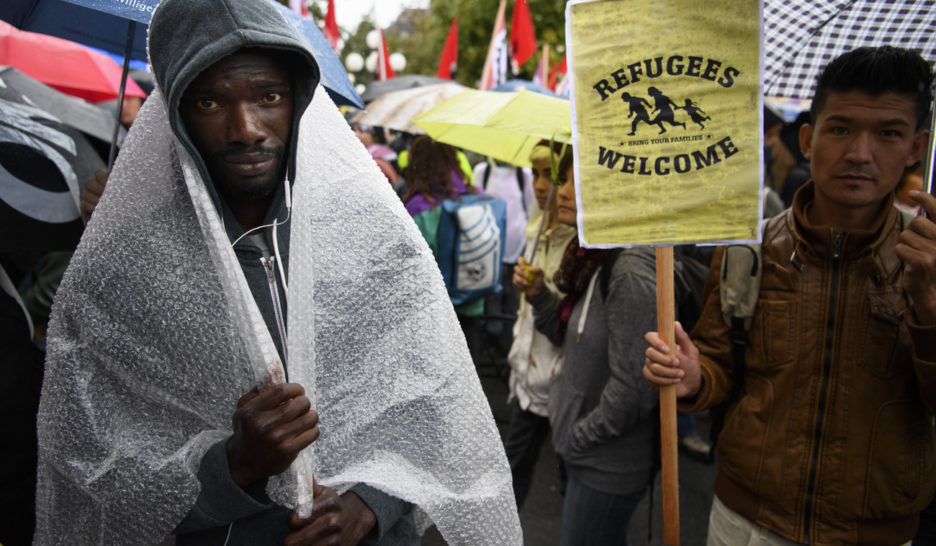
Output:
[0,1,152,61]
[267,1,364,109]
[0,0,363,109]
[87,46,149,72]
[2,0,362,166]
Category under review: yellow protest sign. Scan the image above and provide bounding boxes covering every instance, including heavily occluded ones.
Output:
[567,0,761,246]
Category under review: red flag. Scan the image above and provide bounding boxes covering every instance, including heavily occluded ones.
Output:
[509,0,537,72]
[548,55,566,92]
[322,0,340,53]
[436,19,458,80]
[288,0,309,18]
[552,55,569,97]
[479,0,508,90]
[377,29,396,81]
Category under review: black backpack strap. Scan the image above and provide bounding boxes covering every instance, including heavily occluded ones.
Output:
[729,316,747,398]
[515,166,528,214]
[481,159,493,190]
[710,224,765,446]
[483,163,529,213]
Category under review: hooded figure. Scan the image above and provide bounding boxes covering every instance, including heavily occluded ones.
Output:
[34,0,521,544]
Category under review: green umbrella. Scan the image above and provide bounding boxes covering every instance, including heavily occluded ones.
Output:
[412,89,572,167]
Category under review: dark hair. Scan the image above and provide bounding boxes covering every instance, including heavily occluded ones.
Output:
[810,46,934,129]
[353,123,386,144]
[763,105,784,132]
[367,125,387,145]
[557,146,575,183]
[780,110,811,165]
[402,136,462,204]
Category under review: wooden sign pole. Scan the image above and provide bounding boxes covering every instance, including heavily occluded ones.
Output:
[656,246,680,545]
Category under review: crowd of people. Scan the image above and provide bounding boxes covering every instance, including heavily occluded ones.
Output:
[2,0,935,544]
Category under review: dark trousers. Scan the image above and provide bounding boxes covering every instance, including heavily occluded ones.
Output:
[559,473,646,546]
[457,313,485,366]
[677,411,697,437]
[503,400,551,509]
[915,423,936,544]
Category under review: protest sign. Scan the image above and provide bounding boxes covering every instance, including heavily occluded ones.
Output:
[567,0,761,247]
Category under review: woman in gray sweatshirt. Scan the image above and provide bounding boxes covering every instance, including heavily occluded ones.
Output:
[515,149,659,545]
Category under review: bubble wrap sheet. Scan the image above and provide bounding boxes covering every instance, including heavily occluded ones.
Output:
[36,87,521,544]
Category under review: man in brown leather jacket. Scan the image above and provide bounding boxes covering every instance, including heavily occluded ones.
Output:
[644,46,936,545]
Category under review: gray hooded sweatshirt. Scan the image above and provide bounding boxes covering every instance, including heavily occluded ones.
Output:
[147,0,416,543]
[528,248,660,495]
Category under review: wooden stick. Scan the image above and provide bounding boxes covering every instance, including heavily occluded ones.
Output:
[656,246,680,545]
[924,96,935,197]
[924,97,935,220]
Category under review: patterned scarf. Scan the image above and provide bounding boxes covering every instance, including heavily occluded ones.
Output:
[553,237,608,343]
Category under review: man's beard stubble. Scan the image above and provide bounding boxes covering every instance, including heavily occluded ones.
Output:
[209,144,286,205]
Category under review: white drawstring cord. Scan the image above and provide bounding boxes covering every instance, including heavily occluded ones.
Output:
[230,178,291,298]
[275,176,291,297]
[222,521,233,546]
[272,218,288,298]
[229,206,291,248]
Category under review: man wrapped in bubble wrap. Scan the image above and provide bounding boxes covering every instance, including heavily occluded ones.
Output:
[34,0,521,543]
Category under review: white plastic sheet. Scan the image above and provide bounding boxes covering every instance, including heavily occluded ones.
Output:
[36,85,521,544]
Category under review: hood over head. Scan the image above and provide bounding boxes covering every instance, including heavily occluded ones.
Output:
[38,20,522,538]
[148,0,320,185]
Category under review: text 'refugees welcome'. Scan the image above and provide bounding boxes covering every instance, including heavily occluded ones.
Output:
[592,54,740,100]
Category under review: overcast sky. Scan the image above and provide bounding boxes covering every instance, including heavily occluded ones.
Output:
[330,0,430,31]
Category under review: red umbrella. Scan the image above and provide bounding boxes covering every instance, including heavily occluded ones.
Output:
[0,20,145,103]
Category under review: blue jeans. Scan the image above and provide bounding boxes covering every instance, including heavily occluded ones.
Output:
[560,473,646,545]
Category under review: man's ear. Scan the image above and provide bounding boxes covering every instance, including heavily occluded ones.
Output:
[907,130,930,168]
[799,123,814,161]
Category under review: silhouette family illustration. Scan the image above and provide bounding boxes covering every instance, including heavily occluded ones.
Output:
[620,87,710,135]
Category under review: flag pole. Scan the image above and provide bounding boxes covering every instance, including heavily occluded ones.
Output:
[656,246,680,546]
[479,0,507,90]
[526,185,554,266]
[108,20,135,169]
[536,44,550,86]
[924,96,935,199]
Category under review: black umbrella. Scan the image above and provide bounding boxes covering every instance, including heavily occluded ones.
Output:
[0,66,125,145]
[0,68,106,252]
[360,74,449,103]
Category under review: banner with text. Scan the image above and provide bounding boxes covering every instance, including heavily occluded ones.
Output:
[567,0,761,246]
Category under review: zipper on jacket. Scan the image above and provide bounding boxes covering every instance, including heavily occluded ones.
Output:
[801,231,845,544]
[262,256,289,365]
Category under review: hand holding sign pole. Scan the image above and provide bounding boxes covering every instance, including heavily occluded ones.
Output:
[567,1,762,543]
